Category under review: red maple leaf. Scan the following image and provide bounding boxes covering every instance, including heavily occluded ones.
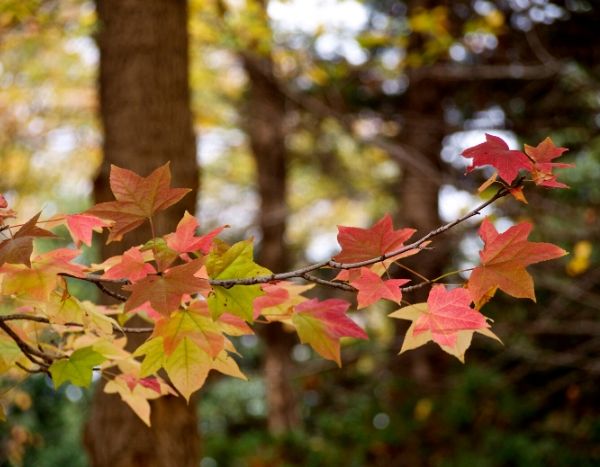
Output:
[0,212,56,267]
[524,137,573,188]
[66,214,112,247]
[166,211,225,255]
[334,214,416,263]
[102,246,156,283]
[292,298,368,365]
[468,218,567,305]
[462,133,532,184]
[124,259,209,316]
[412,285,488,347]
[87,163,191,242]
[350,267,409,309]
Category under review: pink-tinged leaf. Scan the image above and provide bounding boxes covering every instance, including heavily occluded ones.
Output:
[188,300,253,336]
[252,281,313,321]
[334,214,416,264]
[138,377,161,394]
[390,285,495,360]
[350,267,409,309]
[86,163,191,243]
[126,301,163,322]
[65,214,112,247]
[468,218,567,305]
[524,137,573,188]
[102,246,156,283]
[124,259,210,316]
[291,298,368,366]
[166,211,225,255]
[462,133,532,184]
[104,372,173,426]
[414,285,488,347]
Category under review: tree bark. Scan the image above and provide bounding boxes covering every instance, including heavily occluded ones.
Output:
[85,1,200,466]
[242,49,300,433]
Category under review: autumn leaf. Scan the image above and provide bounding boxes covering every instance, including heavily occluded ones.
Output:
[166,211,225,255]
[206,240,271,321]
[291,298,368,366]
[0,212,55,267]
[164,337,212,401]
[350,267,409,309]
[391,285,488,346]
[87,163,191,242]
[468,218,567,305]
[334,214,416,264]
[1,249,85,301]
[252,281,314,321]
[124,259,209,316]
[102,246,156,283]
[65,214,112,247]
[462,133,532,184]
[152,306,225,357]
[524,137,573,188]
[188,300,254,336]
[49,346,105,388]
[104,371,173,426]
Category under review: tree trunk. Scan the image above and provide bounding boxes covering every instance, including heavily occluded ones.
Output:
[242,49,300,433]
[84,1,200,466]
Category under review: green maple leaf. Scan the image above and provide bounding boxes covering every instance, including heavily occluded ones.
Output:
[49,347,105,388]
[206,239,271,321]
[164,337,212,402]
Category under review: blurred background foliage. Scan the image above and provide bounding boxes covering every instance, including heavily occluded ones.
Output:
[1,0,599,465]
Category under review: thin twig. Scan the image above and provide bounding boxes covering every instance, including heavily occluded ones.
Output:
[62,187,509,292]
[0,320,53,365]
[0,314,153,334]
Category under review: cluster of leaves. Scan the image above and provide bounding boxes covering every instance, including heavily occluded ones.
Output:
[0,136,571,425]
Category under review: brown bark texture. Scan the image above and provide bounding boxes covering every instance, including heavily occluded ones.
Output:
[242,52,300,433]
[85,1,200,466]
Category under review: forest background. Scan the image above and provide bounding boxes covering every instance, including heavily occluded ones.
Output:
[0,0,599,466]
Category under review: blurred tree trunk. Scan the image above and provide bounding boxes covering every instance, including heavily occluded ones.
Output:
[84,1,200,466]
[237,0,299,432]
[242,49,300,434]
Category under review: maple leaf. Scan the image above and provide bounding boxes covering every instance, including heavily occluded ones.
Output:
[390,285,489,355]
[124,259,209,316]
[524,137,573,188]
[252,281,314,321]
[1,249,85,301]
[104,373,171,426]
[87,163,191,242]
[291,298,368,366]
[468,218,567,305]
[334,214,416,264]
[164,337,212,401]
[65,214,112,247]
[0,212,55,267]
[49,346,105,388]
[211,350,247,380]
[188,300,253,336]
[350,267,409,309]
[166,211,225,255]
[151,306,225,357]
[102,246,156,283]
[206,240,271,321]
[462,133,532,184]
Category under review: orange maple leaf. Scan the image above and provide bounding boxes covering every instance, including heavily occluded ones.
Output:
[468,218,567,306]
[87,163,190,242]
